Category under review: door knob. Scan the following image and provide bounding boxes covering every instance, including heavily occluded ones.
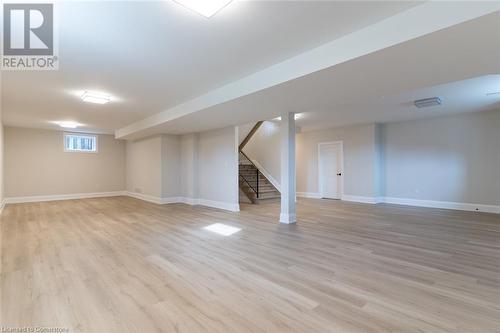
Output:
[337,172,342,176]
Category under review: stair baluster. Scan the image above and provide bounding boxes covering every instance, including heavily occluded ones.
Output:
[256,168,259,199]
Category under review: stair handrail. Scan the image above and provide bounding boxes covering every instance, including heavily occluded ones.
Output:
[239,151,260,198]
[239,121,263,152]
[239,174,257,196]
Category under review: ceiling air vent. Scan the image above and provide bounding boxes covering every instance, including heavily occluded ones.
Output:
[414,97,442,108]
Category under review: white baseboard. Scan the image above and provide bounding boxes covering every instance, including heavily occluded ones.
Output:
[8,190,495,215]
[297,192,322,199]
[126,192,239,212]
[250,158,281,192]
[161,197,184,204]
[382,197,500,214]
[340,195,500,214]
[178,197,199,205]
[5,190,240,213]
[197,199,240,212]
[5,191,127,204]
[0,199,5,215]
[342,195,380,204]
[126,191,163,204]
[126,192,187,205]
[279,213,297,224]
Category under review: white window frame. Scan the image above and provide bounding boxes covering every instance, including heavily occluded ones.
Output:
[63,132,99,153]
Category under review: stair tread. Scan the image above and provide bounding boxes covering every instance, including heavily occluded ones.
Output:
[239,161,279,204]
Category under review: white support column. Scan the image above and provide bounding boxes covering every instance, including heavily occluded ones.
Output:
[280,112,296,224]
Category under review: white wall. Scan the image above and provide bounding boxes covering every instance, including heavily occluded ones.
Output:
[126,134,182,200]
[126,136,163,198]
[243,111,500,212]
[374,123,384,199]
[238,123,255,145]
[242,121,281,188]
[180,133,199,199]
[5,127,126,198]
[126,128,239,211]
[383,110,500,206]
[161,135,181,198]
[0,80,4,210]
[297,124,379,199]
[244,121,379,200]
[197,126,239,211]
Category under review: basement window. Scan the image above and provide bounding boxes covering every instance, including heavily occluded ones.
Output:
[64,133,98,153]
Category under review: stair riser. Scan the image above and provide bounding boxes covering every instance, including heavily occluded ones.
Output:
[239,184,279,194]
[257,195,280,200]
[239,161,280,203]
[240,177,267,181]
[239,174,267,179]
[239,179,272,185]
[241,182,270,186]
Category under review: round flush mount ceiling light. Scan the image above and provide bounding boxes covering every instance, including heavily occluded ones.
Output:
[81,91,111,104]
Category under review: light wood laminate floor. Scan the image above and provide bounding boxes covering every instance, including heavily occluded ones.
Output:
[1,197,499,332]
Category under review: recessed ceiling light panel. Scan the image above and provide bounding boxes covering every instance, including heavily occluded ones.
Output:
[273,113,304,121]
[54,121,82,129]
[414,97,442,109]
[81,91,111,104]
[173,0,233,18]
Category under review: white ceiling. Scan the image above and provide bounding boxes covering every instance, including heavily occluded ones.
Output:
[1,0,420,134]
[297,75,500,132]
[116,10,500,137]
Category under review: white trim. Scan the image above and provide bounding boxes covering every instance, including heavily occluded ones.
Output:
[318,141,344,200]
[179,197,199,205]
[126,191,164,204]
[297,192,321,199]
[279,213,297,224]
[301,194,500,214]
[126,192,184,205]
[342,195,379,204]
[250,158,281,192]
[126,192,239,212]
[197,199,240,212]
[4,192,498,215]
[3,191,240,213]
[5,191,126,204]
[233,127,241,209]
[382,197,500,214]
[161,197,184,204]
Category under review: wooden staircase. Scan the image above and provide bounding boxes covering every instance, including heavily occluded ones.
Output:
[239,122,280,204]
[239,154,280,203]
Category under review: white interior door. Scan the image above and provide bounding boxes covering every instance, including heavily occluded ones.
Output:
[319,143,342,199]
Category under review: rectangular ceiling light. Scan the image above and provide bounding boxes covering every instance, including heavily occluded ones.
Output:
[203,223,241,236]
[414,97,442,108]
[81,91,111,104]
[173,0,233,18]
[54,121,81,129]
